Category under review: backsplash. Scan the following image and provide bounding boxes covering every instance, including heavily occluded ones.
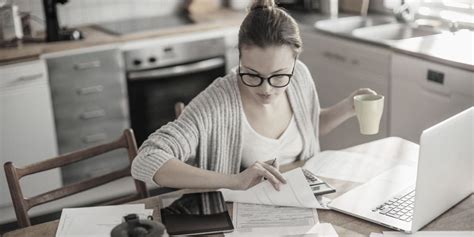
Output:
[10,0,184,31]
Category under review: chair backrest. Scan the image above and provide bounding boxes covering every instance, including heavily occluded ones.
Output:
[3,129,149,228]
[174,102,185,118]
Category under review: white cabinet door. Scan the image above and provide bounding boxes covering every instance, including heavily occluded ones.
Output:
[390,53,474,143]
[300,29,391,150]
[0,60,62,208]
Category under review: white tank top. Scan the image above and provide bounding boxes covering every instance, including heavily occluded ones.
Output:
[241,109,303,168]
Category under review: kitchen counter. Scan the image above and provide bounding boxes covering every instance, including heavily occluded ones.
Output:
[291,10,473,72]
[0,9,245,65]
[391,30,474,72]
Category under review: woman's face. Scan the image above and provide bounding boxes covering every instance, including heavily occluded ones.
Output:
[239,45,296,105]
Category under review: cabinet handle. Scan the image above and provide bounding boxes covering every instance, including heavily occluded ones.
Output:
[16,73,43,82]
[83,133,107,144]
[74,60,101,70]
[77,85,104,95]
[80,109,106,120]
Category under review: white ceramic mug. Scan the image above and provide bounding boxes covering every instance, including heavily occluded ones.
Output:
[354,94,384,135]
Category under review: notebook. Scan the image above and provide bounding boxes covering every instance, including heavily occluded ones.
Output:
[160,191,234,235]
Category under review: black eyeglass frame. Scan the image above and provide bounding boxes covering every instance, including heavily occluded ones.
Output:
[238,57,297,88]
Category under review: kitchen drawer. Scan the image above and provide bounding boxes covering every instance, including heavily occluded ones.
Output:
[54,99,129,130]
[56,120,129,153]
[50,79,126,108]
[46,49,124,88]
[0,60,47,89]
[309,33,391,76]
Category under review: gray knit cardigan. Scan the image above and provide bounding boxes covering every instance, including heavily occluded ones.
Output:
[131,60,321,185]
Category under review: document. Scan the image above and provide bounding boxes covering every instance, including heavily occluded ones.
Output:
[220,168,321,208]
[226,202,337,236]
[56,204,153,237]
[303,150,418,183]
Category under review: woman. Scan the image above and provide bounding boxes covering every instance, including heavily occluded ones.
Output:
[131,0,376,191]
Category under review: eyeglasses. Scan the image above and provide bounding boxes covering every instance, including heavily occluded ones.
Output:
[238,57,297,88]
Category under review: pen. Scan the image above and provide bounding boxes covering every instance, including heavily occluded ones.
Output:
[270,158,277,167]
[264,158,278,181]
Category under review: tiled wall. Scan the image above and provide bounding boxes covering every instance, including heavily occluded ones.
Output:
[10,0,184,31]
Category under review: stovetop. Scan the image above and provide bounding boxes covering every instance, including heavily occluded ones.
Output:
[95,14,194,35]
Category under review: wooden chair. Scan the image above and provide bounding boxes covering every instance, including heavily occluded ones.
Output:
[3,129,149,228]
[174,102,185,118]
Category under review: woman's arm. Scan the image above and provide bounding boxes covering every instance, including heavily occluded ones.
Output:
[319,88,377,136]
[154,159,286,191]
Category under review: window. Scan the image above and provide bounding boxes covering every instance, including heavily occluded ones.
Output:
[416,0,474,25]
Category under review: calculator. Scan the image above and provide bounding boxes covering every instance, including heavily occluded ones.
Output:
[302,168,336,196]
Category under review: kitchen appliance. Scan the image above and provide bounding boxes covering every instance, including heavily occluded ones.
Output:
[390,53,473,144]
[42,0,83,42]
[0,4,23,42]
[95,14,194,36]
[124,36,227,145]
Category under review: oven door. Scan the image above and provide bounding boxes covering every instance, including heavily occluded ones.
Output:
[127,57,226,145]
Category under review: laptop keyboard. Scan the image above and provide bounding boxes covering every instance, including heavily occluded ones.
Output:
[372,188,415,222]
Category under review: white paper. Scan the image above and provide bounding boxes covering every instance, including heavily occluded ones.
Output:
[303,150,418,183]
[220,168,321,208]
[56,204,153,237]
[382,231,473,236]
[226,202,336,237]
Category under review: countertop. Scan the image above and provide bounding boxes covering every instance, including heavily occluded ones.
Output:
[391,30,473,72]
[0,9,246,65]
[291,10,473,72]
[2,9,473,72]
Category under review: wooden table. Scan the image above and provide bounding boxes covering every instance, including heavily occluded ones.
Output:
[4,137,473,237]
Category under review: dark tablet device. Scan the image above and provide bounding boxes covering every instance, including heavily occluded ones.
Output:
[160,191,234,236]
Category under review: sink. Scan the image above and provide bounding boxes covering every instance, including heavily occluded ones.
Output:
[315,16,396,34]
[352,23,442,42]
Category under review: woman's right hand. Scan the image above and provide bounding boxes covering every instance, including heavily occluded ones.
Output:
[232,161,287,191]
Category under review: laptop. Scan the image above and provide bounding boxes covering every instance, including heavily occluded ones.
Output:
[329,107,473,233]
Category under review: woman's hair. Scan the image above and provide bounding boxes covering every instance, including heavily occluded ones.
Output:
[238,0,302,56]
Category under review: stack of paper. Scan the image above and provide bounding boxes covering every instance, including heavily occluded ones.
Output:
[370,231,473,237]
[56,204,153,237]
[220,168,338,236]
[227,202,338,237]
[220,168,322,208]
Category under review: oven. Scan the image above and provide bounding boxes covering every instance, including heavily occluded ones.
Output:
[124,36,227,145]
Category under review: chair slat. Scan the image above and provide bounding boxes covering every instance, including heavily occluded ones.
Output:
[26,168,130,208]
[16,138,125,178]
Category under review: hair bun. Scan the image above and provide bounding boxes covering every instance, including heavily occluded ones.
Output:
[250,0,276,10]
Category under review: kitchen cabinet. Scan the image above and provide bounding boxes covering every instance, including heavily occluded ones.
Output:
[300,28,391,150]
[390,53,474,143]
[43,46,130,185]
[0,60,61,208]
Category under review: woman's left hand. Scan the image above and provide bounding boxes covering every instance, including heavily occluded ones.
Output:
[344,88,378,113]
